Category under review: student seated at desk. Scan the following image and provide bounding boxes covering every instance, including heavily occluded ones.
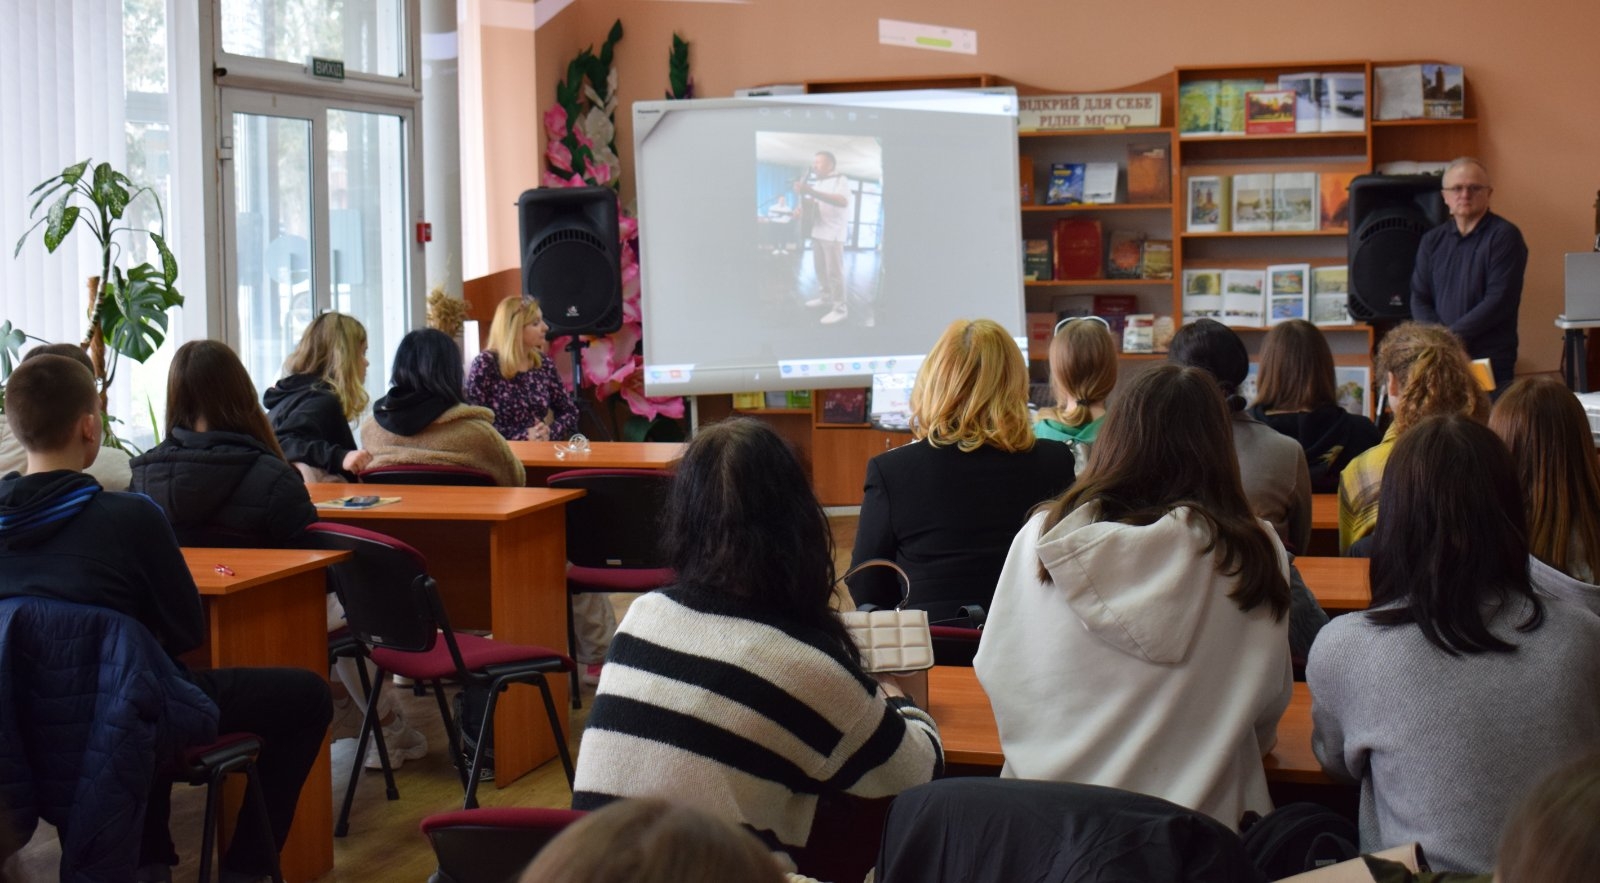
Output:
[1308,415,1600,872]
[848,319,1076,620]
[264,311,373,482]
[361,328,525,487]
[0,343,132,491]
[1033,316,1116,466]
[0,354,331,883]
[1247,320,1381,493]
[975,364,1292,831]
[1489,376,1600,613]
[573,419,942,873]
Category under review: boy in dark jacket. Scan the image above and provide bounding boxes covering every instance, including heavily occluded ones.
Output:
[0,354,331,883]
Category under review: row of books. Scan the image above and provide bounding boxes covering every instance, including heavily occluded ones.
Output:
[1182,264,1353,328]
[731,390,813,410]
[1186,171,1355,233]
[1020,145,1171,206]
[1025,226,1172,283]
[1179,73,1366,137]
[1032,295,1176,355]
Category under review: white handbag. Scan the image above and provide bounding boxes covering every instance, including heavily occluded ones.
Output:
[838,559,935,674]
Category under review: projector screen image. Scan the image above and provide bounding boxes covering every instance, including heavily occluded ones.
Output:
[634,89,1025,396]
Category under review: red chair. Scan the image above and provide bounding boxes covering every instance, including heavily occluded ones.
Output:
[420,807,586,883]
[545,469,675,705]
[304,523,575,836]
[359,464,499,486]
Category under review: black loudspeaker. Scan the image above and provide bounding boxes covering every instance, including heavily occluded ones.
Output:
[1345,174,1450,321]
[517,187,622,336]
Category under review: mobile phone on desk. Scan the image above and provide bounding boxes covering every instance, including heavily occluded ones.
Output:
[345,495,381,508]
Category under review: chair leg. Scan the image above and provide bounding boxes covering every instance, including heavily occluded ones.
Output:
[336,668,390,838]
[462,682,500,810]
[198,769,224,883]
[567,591,582,709]
[536,674,577,788]
[435,682,470,792]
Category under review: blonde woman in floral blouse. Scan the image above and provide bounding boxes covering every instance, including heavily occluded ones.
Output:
[466,295,580,442]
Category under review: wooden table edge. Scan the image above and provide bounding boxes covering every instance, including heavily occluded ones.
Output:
[185,548,350,594]
[305,484,585,521]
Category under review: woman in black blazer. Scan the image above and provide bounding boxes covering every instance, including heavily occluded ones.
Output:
[847,319,1077,620]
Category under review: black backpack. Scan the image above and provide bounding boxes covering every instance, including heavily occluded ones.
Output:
[1240,802,1361,878]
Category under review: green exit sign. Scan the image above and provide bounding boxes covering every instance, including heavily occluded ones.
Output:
[310,57,345,80]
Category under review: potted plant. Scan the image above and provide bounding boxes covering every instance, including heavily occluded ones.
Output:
[6,159,182,443]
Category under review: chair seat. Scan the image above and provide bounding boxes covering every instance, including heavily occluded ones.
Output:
[420,807,585,834]
[177,732,262,780]
[371,632,572,681]
[567,565,674,593]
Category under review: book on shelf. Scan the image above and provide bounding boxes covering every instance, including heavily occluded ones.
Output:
[1319,171,1357,230]
[1275,72,1323,132]
[1106,230,1146,279]
[1023,238,1052,282]
[1122,314,1156,354]
[1216,79,1266,135]
[1046,163,1086,205]
[1374,63,1465,120]
[1027,312,1056,361]
[1126,144,1171,204]
[1151,315,1176,353]
[1231,173,1275,233]
[1321,72,1366,132]
[1082,162,1119,204]
[732,391,764,410]
[1222,269,1266,327]
[1272,172,1320,232]
[1311,265,1353,326]
[1019,154,1035,205]
[1186,175,1230,233]
[1244,90,1297,135]
[819,388,868,424]
[1267,263,1311,324]
[1182,268,1224,323]
[1179,80,1220,136]
[1335,365,1371,418]
[1052,293,1095,319]
[1140,239,1173,280]
[786,389,813,409]
[764,390,790,409]
[1093,294,1141,350]
[1422,64,1465,119]
[1053,218,1104,280]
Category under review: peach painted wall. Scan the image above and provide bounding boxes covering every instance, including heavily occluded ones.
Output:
[509,0,1600,375]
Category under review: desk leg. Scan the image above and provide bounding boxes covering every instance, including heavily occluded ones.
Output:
[488,508,572,785]
[204,571,333,883]
[1564,329,1590,393]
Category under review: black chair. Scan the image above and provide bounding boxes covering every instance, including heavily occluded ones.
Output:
[176,733,283,883]
[305,523,575,837]
[545,469,675,705]
[360,464,499,486]
[420,807,585,883]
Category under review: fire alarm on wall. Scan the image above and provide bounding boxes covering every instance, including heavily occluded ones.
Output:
[416,222,432,244]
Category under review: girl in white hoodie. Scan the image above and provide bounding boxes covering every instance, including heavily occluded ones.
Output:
[974,364,1293,830]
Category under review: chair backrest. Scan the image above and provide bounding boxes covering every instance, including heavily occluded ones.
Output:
[546,469,673,569]
[361,464,499,486]
[304,522,452,656]
[420,807,586,883]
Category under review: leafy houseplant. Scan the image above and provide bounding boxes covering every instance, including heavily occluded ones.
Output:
[7,159,182,441]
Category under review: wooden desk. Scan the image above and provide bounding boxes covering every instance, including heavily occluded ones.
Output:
[306,483,583,786]
[1297,556,1371,614]
[509,441,684,485]
[186,547,349,883]
[926,666,1329,785]
[1312,494,1337,531]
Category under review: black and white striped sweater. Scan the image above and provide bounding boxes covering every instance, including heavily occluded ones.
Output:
[572,587,943,861]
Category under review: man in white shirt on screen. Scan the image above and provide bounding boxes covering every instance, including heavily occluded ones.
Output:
[795,150,854,325]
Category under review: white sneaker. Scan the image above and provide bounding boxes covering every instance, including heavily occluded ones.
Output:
[803,297,827,308]
[821,305,849,325]
[365,713,428,770]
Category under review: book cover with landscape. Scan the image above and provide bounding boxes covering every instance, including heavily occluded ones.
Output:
[1216,79,1266,135]
[1311,265,1353,326]
[1422,64,1464,119]
[1321,73,1366,132]
[1222,269,1266,327]
[1183,268,1224,322]
[1319,172,1357,230]
[1245,90,1297,135]
[1106,231,1146,279]
[1267,263,1310,323]
[1272,172,1319,232]
[1127,144,1171,203]
[1276,72,1323,132]
[1231,174,1275,232]
[1180,80,1220,136]
[1187,175,1230,232]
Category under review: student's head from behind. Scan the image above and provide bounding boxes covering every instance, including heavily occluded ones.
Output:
[519,799,784,883]
[286,312,369,420]
[1496,750,1600,883]
[488,295,549,377]
[1039,363,1287,619]
[911,318,1034,453]
[1254,319,1338,412]
[1374,321,1485,434]
[1047,317,1117,427]
[1368,414,1537,655]
[389,328,466,405]
[663,418,853,659]
[167,340,286,459]
[1489,375,1600,581]
[5,355,100,465]
[1167,318,1249,411]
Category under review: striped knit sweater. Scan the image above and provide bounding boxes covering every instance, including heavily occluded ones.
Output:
[572,588,944,862]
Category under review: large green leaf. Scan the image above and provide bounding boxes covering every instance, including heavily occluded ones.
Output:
[13,217,47,259]
[151,232,178,285]
[0,321,26,378]
[28,177,71,216]
[43,197,80,253]
[60,159,90,186]
[93,162,130,219]
[99,268,173,363]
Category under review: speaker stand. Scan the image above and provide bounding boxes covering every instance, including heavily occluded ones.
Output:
[565,336,613,442]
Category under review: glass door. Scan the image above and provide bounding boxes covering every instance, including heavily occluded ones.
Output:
[219,88,414,404]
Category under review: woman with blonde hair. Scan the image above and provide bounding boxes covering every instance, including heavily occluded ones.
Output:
[465,295,579,442]
[1034,316,1117,465]
[1338,322,1486,552]
[1247,319,1381,493]
[848,319,1076,618]
[1489,375,1600,606]
[264,312,373,481]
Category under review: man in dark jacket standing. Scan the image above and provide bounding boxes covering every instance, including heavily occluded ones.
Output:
[0,355,331,883]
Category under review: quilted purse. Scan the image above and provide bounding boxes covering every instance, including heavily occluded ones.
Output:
[838,558,935,674]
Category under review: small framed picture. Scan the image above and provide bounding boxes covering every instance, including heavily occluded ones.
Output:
[1244,89,1297,135]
